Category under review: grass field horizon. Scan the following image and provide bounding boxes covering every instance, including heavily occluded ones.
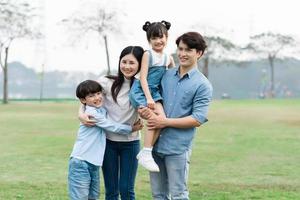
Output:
[0,99,300,199]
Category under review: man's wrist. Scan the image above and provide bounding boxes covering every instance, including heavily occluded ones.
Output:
[164,117,171,128]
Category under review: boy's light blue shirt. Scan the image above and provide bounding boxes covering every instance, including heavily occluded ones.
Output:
[154,66,213,155]
[70,105,132,166]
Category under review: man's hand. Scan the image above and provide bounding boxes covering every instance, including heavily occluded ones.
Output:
[147,114,168,130]
[138,107,153,120]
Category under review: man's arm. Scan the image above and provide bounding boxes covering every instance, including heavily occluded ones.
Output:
[140,82,212,130]
[146,114,200,129]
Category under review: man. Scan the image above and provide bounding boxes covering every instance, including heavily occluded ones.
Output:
[139,32,213,199]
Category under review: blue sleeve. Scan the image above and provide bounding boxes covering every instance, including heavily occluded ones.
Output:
[191,82,213,124]
[86,108,132,134]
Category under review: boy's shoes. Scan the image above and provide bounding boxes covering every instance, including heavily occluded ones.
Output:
[137,149,160,172]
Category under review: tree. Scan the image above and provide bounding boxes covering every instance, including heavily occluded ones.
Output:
[201,36,237,78]
[247,32,295,97]
[0,0,41,104]
[61,3,120,75]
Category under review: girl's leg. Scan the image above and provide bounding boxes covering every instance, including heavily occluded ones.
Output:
[151,102,165,146]
[137,102,165,172]
[143,102,165,147]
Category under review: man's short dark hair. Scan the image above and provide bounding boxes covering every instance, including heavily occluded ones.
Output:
[76,80,103,99]
[176,32,207,52]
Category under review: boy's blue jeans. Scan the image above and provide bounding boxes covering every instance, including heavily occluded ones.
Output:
[68,157,100,200]
[150,150,191,200]
[102,139,140,200]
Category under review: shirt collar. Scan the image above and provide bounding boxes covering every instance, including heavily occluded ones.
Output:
[174,66,198,79]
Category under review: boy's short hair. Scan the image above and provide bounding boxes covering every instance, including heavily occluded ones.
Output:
[176,32,207,52]
[76,80,103,99]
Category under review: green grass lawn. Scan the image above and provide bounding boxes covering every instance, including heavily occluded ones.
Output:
[0,99,300,199]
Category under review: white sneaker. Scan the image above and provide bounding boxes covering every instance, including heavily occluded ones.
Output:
[137,150,160,172]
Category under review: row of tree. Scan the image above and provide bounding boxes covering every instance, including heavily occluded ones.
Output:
[0,0,42,103]
[1,0,299,103]
[200,33,296,98]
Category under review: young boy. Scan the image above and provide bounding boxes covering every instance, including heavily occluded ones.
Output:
[68,80,142,200]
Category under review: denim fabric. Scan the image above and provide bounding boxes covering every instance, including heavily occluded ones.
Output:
[102,139,140,200]
[154,66,213,155]
[68,157,100,200]
[129,50,168,109]
[150,150,191,200]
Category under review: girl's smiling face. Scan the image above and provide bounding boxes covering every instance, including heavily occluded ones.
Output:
[149,34,167,53]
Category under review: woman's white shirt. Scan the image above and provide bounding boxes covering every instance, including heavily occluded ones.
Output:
[98,76,140,142]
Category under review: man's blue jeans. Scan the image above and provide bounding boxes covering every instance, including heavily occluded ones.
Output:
[150,150,191,200]
[68,157,100,200]
[102,139,140,200]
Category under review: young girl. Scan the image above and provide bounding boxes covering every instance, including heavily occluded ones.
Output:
[129,21,175,172]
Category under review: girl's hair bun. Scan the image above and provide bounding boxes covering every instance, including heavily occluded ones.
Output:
[161,20,171,30]
[143,21,151,31]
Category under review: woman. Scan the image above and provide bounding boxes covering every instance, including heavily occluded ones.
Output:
[79,46,144,200]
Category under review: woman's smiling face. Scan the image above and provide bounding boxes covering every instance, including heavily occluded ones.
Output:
[120,54,139,79]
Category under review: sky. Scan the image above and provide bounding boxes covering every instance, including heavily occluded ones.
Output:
[7,0,300,74]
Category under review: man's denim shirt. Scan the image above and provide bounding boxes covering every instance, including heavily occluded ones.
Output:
[153,66,213,155]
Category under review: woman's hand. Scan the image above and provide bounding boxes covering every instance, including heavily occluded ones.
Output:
[79,113,96,127]
[132,119,144,132]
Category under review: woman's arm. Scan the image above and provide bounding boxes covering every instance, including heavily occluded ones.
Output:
[140,51,155,110]
[78,104,96,126]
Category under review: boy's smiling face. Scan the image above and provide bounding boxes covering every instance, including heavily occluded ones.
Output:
[80,92,103,108]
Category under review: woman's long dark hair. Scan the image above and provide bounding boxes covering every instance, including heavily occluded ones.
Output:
[106,46,144,103]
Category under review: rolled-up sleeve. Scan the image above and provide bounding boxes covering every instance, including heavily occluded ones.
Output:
[191,82,213,124]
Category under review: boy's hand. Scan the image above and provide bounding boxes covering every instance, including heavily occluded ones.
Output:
[79,113,96,127]
[132,119,144,132]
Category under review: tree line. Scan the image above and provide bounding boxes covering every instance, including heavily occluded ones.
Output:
[0,0,298,104]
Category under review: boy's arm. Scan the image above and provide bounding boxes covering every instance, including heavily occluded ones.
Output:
[140,51,155,109]
[87,108,133,134]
